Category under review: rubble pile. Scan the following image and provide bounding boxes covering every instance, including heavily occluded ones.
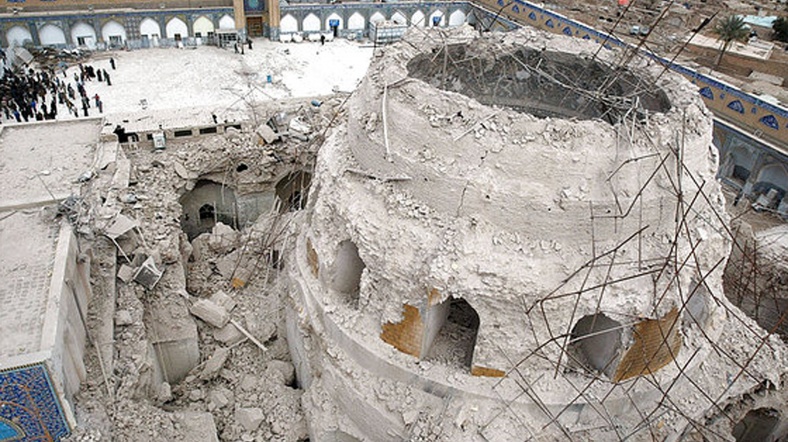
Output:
[63,98,337,441]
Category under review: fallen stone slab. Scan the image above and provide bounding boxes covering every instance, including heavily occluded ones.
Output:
[210,290,237,313]
[175,411,219,442]
[200,347,230,380]
[213,322,245,346]
[117,264,136,283]
[190,298,230,328]
[235,407,264,432]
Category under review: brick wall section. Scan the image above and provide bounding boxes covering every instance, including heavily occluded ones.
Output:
[683,45,788,84]
[380,304,423,358]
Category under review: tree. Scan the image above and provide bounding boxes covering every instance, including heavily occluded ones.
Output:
[773,17,788,43]
[712,15,750,66]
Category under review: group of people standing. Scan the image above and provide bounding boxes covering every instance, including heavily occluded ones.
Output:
[0,56,116,124]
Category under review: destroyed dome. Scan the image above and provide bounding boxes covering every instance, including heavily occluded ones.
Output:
[286,27,785,441]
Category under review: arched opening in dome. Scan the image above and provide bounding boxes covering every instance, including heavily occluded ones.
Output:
[329,240,365,305]
[732,408,783,442]
[568,313,622,378]
[423,298,480,370]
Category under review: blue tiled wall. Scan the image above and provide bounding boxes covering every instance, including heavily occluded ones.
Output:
[0,364,70,441]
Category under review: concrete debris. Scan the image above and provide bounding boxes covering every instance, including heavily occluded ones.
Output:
[103,213,138,239]
[243,311,276,344]
[54,48,344,442]
[209,290,237,313]
[207,387,232,410]
[173,162,190,179]
[156,382,173,403]
[214,254,237,279]
[207,222,238,254]
[264,360,295,386]
[256,124,278,144]
[114,310,134,326]
[235,407,265,432]
[116,264,136,283]
[175,411,219,442]
[189,298,230,328]
[213,322,245,346]
[199,347,230,380]
[132,256,164,290]
[230,318,269,352]
[111,159,131,189]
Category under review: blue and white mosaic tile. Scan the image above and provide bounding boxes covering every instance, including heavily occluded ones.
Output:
[0,364,70,441]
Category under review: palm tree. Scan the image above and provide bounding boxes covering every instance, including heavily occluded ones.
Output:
[712,15,750,66]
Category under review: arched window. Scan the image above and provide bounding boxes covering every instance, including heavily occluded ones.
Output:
[329,240,365,304]
[732,408,782,442]
[199,203,215,220]
[568,313,622,378]
[423,298,480,370]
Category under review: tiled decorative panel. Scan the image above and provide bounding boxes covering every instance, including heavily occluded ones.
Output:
[0,364,70,441]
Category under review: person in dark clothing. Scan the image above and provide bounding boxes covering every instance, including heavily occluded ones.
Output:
[110,58,116,70]
[12,109,20,122]
[104,70,111,86]
[97,69,103,82]
[212,113,218,124]
[247,38,252,50]
[320,34,325,45]
[113,125,129,143]
[234,43,239,53]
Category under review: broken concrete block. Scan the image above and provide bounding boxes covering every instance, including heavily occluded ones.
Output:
[190,298,230,328]
[111,159,131,189]
[117,264,136,283]
[157,382,173,403]
[239,374,258,391]
[208,388,231,409]
[133,256,164,290]
[213,323,245,346]
[200,347,230,380]
[191,234,209,262]
[176,411,219,442]
[256,124,278,144]
[104,213,138,239]
[214,255,236,279]
[245,311,277,343]
[189,389,204,401]
[174,161,190,179]
[210,290,236,313]
[235,407,264,432]
[158,237,180,264]
[115,310,134,326]
[265,360,295,386]
[208,222,238,254]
